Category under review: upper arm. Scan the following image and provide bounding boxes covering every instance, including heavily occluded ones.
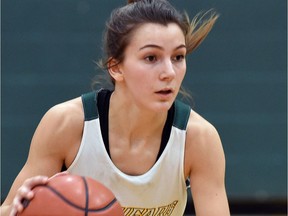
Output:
[2,99,84,206]
[185,111,230,215]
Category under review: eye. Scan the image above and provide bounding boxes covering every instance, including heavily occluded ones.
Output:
[172,55,185,62]
[145,55,157,63]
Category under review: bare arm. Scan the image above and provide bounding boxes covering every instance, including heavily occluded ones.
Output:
[185,111,230,216]
[1,98,83,216]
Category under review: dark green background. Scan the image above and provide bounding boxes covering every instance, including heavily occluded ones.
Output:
[2,0,287,203]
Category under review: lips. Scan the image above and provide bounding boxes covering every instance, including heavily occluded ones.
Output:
[155,88,174,95]
[156,89,172,94]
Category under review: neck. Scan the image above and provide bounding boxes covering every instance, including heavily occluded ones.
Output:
[109,91,168,140]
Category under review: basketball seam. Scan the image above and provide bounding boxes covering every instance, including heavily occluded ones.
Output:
[82,176,89,216]
[37,185,118,212]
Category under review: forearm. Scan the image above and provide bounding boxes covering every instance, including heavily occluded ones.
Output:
[192,188,230,216]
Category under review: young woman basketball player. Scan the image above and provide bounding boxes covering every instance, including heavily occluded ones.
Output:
[1,0,230,215]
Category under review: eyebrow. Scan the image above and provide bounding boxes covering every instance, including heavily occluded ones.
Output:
[139,44,186,51]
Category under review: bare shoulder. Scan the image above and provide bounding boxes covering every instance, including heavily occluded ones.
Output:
[43,97,84,129]
[184,110,225,177]
[42,96,83,138]
[186,110,220,146]
[30,97,84,167]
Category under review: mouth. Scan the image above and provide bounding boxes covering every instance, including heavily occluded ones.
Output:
[155,88,174,95]
[156,89,173,95]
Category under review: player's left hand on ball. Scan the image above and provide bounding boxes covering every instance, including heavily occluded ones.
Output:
[9,175,49,216]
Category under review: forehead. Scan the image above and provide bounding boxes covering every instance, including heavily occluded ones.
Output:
[128,23,186,48]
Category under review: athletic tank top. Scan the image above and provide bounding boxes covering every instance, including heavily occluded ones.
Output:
[67,89,191,216]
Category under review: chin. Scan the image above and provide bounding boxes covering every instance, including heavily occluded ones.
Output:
[152,101,173,112]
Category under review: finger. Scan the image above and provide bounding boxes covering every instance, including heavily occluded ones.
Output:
[9,208,18,216]
[17,176,49,202]
[23,175,49,188]
[12,176,49,215]
[11,196,24,215]
[9,176,49,216]
[49,171,69,180]
[9,205,18,216]
[17,185,34,200]
[12,187,33,214]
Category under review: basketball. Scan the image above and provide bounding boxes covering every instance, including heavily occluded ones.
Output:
[18,174,124,216]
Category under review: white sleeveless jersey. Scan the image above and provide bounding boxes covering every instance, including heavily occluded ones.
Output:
[67,91,191,216]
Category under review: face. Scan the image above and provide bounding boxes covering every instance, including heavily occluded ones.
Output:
[113,23,186,112]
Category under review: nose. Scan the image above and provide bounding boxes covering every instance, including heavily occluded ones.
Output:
[159,59,176,81]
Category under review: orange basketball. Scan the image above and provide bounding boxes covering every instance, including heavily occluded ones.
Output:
[18,174,124,216]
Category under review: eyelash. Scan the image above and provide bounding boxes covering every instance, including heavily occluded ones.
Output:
[145,55,157,62]
[144,55,185,63]
[173,55,185,62]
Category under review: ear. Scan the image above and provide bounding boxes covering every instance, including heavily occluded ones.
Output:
[107,58,124,82]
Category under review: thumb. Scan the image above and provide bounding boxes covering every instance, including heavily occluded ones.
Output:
[48,171,69,181]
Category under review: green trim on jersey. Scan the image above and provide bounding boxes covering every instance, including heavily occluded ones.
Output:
[173,100,191,130]
[81,90,191,130]
[81,91,98,121]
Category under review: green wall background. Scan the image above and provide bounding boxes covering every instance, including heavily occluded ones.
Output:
[2,0,287,203]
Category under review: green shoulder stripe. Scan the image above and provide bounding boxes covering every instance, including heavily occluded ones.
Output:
[173,100,191,130]
[81,91,98,121]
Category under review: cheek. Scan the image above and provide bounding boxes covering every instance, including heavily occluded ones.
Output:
[182,68,186,80]
[177,64,186,82]
[126,62,156,81]
[123,65,152,89]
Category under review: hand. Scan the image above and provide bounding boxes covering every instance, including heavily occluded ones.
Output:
[48,171,69,181]
[9,176,48,216]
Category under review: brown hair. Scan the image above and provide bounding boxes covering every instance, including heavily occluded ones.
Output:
[95,0,218,97]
